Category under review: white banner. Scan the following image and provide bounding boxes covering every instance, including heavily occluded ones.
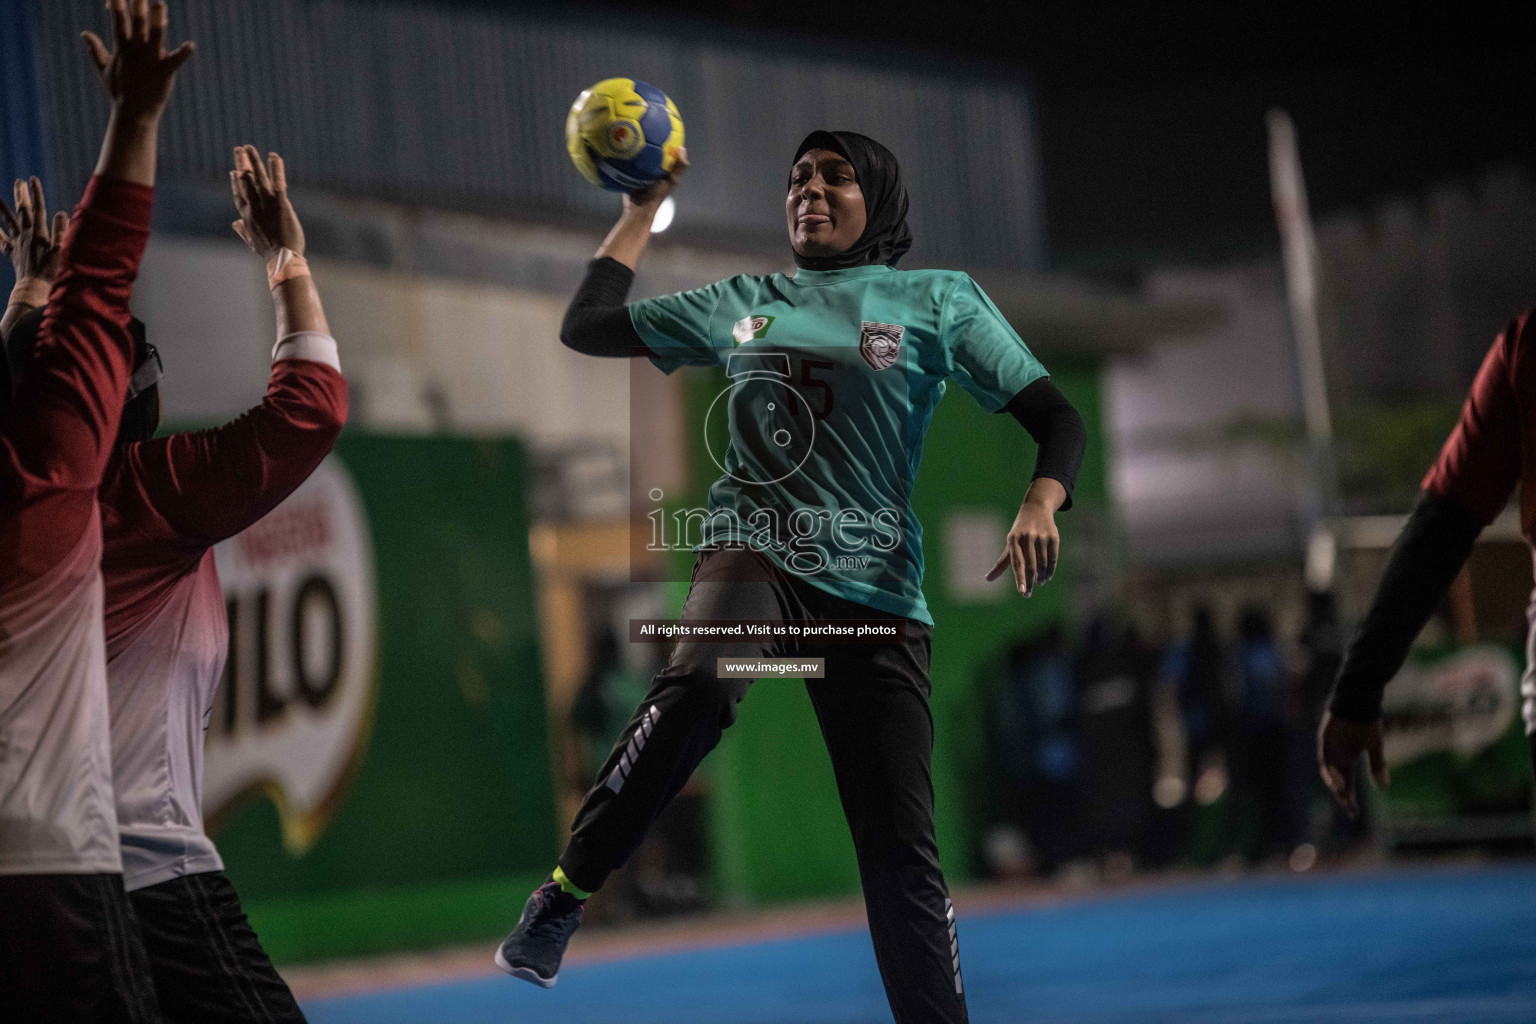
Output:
[1381,646,1519,767]
[206,457,377,854]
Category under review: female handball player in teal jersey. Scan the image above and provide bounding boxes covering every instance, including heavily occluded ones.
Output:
[496,130,1087,1024]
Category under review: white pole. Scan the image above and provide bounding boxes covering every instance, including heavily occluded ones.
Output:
[1267,108,1339,589]
[1268,108,1333,444]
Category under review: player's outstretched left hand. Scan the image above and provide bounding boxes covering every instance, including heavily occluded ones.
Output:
[1317,710,1389,820]
[987,494,1060,597]
[0,177,68,285]
[82,0,195,121]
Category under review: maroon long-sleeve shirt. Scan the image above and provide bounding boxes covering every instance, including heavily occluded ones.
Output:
[0,176,152,874]
[1421,312,1533,535]
[1330,312,1536,722]
[99,336,346,889]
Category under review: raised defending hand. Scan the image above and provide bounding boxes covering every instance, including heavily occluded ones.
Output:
[81,0,195,121]
[1317,710,1389,820]
[0,177,69,285]
[229,146,304,260]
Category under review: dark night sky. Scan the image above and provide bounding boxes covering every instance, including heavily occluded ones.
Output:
[440,1,1536,271]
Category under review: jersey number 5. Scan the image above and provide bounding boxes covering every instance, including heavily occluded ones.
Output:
[786,358,835,420]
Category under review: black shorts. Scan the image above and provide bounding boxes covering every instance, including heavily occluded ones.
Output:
[0,871,161,1023]
[128,871,306,1024]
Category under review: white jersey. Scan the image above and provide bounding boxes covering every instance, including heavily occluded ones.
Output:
[0,511,122,874]
[107,550,227,891]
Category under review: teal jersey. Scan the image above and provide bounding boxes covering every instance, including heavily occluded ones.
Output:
[631,264,1047,625]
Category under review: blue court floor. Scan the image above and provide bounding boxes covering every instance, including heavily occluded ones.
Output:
[304,862,1536,1024]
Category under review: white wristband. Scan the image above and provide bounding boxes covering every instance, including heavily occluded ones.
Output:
[272,330,340,371]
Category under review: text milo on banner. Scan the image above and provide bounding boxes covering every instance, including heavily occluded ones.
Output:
[206,456,378,855]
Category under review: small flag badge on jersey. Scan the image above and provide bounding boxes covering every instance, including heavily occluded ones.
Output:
[859,321,905,370]
[732,314,775,345]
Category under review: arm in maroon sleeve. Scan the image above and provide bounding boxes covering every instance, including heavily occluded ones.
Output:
[109,351,347,548]
[1327,492,1483,721]
[0,177,153,578]
[1422,316,1524,521]
[1327,317,1524,721]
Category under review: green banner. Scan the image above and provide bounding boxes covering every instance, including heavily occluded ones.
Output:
[207,434,556,962]
[1379,643,1533,837]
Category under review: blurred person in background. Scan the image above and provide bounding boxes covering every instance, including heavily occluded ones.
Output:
[1320,310,1536,818]
[1076,611,1156,874]
[1230,605,1290,863]
[1143,644,1191,869]
[1293,591,1358,857]
[987,624,1081,877]
[496,130,1087,1024]
[1163,605,1234,828]
[1295,593,1343,778]
[0,3,191,1019]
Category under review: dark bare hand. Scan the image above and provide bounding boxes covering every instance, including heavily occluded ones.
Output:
[229,145,303,259]
[0,177,68,284]
[81,0,195,121]
[622,147,689,217]
[1317,710,1389,819]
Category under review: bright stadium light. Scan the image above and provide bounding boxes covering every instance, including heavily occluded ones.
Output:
[651,196,675,234]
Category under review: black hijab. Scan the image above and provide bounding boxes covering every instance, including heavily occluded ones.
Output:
[790,130,912,271]
[4,306,162,443]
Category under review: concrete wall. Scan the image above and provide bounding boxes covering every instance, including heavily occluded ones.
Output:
[139,234,631,447]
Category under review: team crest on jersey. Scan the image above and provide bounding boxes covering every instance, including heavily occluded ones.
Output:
[859,321,905,370]
[733,314,775,345]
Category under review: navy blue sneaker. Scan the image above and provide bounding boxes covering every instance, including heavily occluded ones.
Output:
[494,881,585,988]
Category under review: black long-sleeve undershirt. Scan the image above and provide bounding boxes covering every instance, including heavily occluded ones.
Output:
[1327,491,1484,722]
[1004,377,1086,511]
[560,256,1088,506]
[560,257,644,357]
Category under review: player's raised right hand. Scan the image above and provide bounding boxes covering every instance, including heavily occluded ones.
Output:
[81,0,195,122]
[623,147,689,218]
[229,146,305,260]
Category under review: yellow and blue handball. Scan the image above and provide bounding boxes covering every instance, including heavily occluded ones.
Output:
[566,78,684,194]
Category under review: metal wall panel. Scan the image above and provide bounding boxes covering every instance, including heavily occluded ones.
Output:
[33,0,1044,270]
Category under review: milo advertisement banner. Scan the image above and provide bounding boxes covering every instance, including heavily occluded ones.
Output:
[1379,644,1533,838]
[204,435,557,963]
[209,458,377,855]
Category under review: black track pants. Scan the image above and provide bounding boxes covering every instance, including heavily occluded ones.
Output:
[0,872,162,1023]
[128,871,306,1024]
[559,546,967,1024]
